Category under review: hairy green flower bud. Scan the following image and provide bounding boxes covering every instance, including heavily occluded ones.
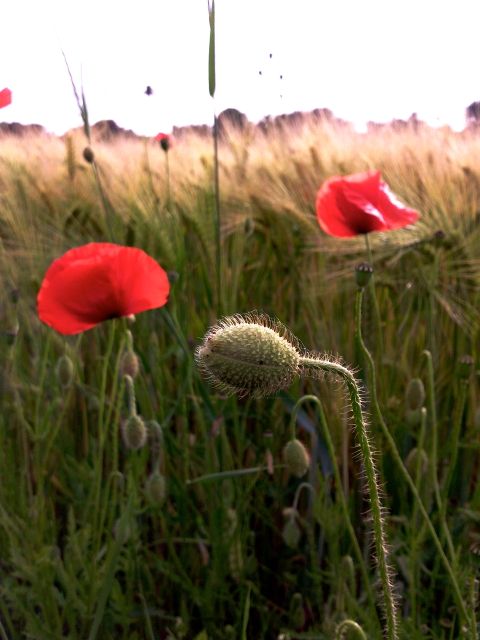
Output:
[121,414,147,450]
[282,515,301,549]
[289,592,306,630]
[120,349,140,379]
[405,378,425,411]
[195,313,301,397]
[355,262,373,288]
[283,439,310,478]
[145,471,167,506]
[405,447,428,477]
[55,354,75,388]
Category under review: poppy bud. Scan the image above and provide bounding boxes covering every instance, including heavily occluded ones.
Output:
[282,514,301,549]
[195,313,301,397]
[355,262,373,288]
[289,593,306,630]
[405,378,425,411]
[145,471,167,506]
[121,414,147,450]
[223,625,236,639]
[113,516,134,545]
[55,354,75,388]
[120,349,140,379]
[405,447,428,477]
[458,355,475,380]
[283,439,310,478]
[82,147,95,164]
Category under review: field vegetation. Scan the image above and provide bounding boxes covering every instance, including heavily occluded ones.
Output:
[0,116,479,639]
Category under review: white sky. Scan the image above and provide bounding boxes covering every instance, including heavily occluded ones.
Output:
[1,0,480,135]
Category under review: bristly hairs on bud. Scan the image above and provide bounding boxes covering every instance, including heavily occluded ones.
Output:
[120,330,140,379]
[195,311,346,397]
[283,439,310,478]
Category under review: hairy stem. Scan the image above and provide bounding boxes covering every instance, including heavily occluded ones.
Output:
[355,288,473,638]
[300,357,398,640]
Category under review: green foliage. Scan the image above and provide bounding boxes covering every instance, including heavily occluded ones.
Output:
[0,120,479,638]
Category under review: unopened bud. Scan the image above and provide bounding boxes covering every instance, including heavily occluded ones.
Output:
[289,592,306,630]
[83,147,95,163]
[121,414,147,450]
[55,354,74,388]
[120,349,140,379]
[282,515,301,549]
[355,262,373,288]
[405,378,425,411]
[283,439,310,478]
[145,471,167,506]
[405,447,428,477]
[195,313,301,397]
[458,355,475,380]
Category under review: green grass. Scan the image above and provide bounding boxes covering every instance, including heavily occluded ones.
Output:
[0,117,479,638]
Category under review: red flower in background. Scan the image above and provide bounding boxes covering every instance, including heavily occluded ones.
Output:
[0,88,12,109]
[37,243,170,335]
[315,170,419,238]
[155,132,171,152]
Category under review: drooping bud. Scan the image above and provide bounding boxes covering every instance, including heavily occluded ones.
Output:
[120,331,140,378]
[405,447,428,477]
[289,593,306,630]
[195,313,301,397]
[405,378,425,411]
[121,414,147,450]
[355,262,373,288]
[55,354,75,388]
[82,147,95,164]
[283,439,310,478]
[282,508,301,548]
[144,471,167,506]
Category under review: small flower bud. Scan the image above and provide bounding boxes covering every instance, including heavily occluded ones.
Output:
[282,515,301,549]
[283,439,310,478]
[120,349,140,379]
[405,378,425,411]
[195,313,301,397]
[83,147,95,163]
[121,414,147,450]
[458,355,475,380]
[113,516,134,545]
[405,447,428,477]
[289,592,306,630]
[355,262,373,288]
[55,354,74,388]
[144,471,167,506]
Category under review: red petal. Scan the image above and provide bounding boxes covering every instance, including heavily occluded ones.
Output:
[0,88,12,109]
[316,170,419,237]
[37,243,170,335]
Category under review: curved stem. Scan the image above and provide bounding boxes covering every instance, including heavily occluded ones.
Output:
[300,357,398,640]
[290,395,379,630]
[335,619,368,640]
[355,289,473,637]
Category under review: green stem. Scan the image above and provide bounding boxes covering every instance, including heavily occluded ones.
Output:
[335,619,368,640]
[364,234,384,358]
[355,289,472,637]
[212,112,222,315]
[423,349,457,565]
[290,395,380,634]
[300,357,398,640]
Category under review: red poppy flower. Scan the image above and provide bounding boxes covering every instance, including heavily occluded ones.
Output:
[315,170,419,238]
[155,132,171,152]
[37,243,170,335]
[0,88,12,109]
